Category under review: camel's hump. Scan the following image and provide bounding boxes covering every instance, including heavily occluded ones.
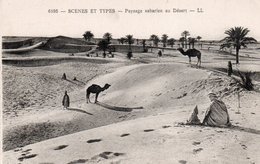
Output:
[87,84,99,89]
[187,49,200,52]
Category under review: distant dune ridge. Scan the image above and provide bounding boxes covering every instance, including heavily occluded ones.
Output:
[40,35,96,53]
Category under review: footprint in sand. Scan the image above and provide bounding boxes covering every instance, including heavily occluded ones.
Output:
[67,159,88,164]
[87,139,102,143]
[68,151,125,163]
[240,144,247,150]
[216,130,224,133]
[162,125,171,128]
[120,133,130,137]
[192,141,201,146]
[18,154,37,162]
[22,148,32,153]
[14,148,23,152]
[179,160,187,164]
[193,148,203,154]
[53,145,68,150]
[90,151,125,162]
[143,129,155,132]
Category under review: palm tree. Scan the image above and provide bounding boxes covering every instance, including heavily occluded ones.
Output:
[161,34,168,47]
[142,39,147,52]
[221,27,257,64]
[125,35,134,59]
[97,40,109,58]
[188,37,196,49]
[188,37,192,49]
[168,38,176,48]
[83,31,94,42]
[181,31,190,49]
[150,34,160,47]
[118,37,125,44]
[196,36,202,49]
[136,39,139,45]
[103,32,112,44]
[179,37,185,48]
[126,35,134,51]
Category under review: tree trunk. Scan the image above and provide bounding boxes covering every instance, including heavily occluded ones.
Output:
[129,44,132,52]
[236,46,240,64]
[103,50,106,58]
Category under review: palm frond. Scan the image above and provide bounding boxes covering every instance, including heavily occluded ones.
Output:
[220,43,232,49]
[242,37,257,43]
[239,27,250,38]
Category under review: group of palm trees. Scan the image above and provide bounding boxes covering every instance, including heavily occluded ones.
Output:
[83,31,135,58]
[149,34,176,48]
[83,26,257,63]
[178,31,202,49]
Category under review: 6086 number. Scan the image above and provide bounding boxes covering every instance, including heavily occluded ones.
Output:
[48,9,58,13]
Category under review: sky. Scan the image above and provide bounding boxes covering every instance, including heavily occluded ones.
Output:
[1,0,260,40]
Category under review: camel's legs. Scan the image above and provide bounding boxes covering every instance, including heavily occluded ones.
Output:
[196,59,200,67]
[196,57,201,68]
[86,92,90,103]
[95,93,100,103]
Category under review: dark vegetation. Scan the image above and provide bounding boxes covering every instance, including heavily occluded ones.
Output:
[237,71,254,90]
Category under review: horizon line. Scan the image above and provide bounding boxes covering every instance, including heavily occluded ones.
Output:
[2,35,260,42]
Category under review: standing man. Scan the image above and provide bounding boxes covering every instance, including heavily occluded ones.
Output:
[62,91,70,110]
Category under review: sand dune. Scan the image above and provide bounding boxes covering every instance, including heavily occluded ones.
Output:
[2,49,260,163]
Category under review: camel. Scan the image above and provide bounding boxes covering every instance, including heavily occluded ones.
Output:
[86,83,111,103]
[177,48,201,67]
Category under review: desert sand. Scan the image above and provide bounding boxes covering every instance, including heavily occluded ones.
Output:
[2,47,260,164]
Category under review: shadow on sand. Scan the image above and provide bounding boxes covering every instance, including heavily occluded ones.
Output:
[96,102,143,112]
[67,107,93,115]
[73,79,86,85]
[65,79,78,85]
[177,123,260,135]
[230,125,260,135]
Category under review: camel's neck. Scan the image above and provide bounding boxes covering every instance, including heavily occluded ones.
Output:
[179,49,187,56]
[101,86,107,91]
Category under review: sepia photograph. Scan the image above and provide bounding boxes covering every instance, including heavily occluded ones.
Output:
[1,0,260,163]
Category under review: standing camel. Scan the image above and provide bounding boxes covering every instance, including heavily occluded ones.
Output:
[177,48,201,67]
[86,83,111,103]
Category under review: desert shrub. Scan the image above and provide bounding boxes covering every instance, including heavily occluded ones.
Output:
[238,71,254,90]
[127,52,133,59]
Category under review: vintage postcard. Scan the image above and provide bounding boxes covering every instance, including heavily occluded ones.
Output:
[1,0,260,163]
